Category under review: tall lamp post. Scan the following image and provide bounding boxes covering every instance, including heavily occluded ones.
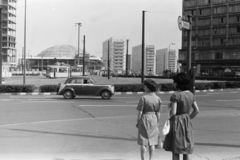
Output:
[23,0,27,84]
[75,23,81,66]
[141,10,145,83]
[0,6,2,85]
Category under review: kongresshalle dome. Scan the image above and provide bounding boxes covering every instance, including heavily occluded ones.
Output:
[37,44,84,58]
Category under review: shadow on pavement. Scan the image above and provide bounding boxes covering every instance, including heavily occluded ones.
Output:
[9,128,137,142]
[195,142,240,148]
[9,129,240,148]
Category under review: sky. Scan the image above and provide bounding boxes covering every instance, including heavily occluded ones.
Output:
[16,0,182,58]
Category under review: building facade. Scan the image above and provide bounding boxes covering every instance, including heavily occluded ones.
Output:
[102,37,126,73]
[156,48,177,75]
[17,45,104,72]
[1,0,17,66]
[132,45,142,74]
[180,0,240,76]
[156,48,167,75]
[132,44,155,75]
[169,49,177,72]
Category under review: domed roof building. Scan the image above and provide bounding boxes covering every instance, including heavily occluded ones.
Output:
[37,44,83,58]
[20,44,104,73]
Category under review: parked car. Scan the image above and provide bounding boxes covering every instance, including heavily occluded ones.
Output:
[57,76,115,99]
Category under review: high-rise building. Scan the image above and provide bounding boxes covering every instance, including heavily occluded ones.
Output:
[132,44,155,74]
[180,0,240,76]
[1,0,17,66]
[156,48,167,75]
[156,48,177,75]
[169,49,177,72]
[102,37,126,73]
[132,45,142,74]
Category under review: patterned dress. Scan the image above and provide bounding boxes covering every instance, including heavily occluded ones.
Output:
[136,93,162,146]
[163,91,195,154]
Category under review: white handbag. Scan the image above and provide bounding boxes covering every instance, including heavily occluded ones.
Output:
[162,108,171,135]
[162,119,170,135]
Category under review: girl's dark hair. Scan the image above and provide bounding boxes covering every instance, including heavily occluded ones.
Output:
[172,72,190,91]
[143,79,158,92]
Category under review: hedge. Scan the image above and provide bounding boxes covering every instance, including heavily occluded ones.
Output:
[37,81,240,92]
[0,85,37,93]
[1,81,240,93]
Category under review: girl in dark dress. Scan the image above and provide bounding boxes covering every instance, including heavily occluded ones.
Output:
[163,72,200,160]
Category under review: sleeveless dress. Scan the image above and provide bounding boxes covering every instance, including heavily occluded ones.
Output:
[163,91,195,154]
[136,93,162,146]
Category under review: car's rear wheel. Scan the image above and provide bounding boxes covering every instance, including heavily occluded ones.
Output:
[101,90,111,99]
[63,90,74,99]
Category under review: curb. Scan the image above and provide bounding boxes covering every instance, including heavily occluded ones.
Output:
[0,89,234,96]
[115,89,218,95]
[0,92,57,96]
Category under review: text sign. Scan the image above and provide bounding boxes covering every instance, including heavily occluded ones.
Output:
[182,20,190,30]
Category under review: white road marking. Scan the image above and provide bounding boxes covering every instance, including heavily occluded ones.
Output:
[0,115,135,128]
[216,99,240,102]
[113,97,135,98]
[208,92,237,95]
[79,104,168,107]
[23,101,74,103]
[80,105,136,107]
[126,101,170,103]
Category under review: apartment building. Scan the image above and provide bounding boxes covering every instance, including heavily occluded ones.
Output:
[102,37,126,73]
[156,48,177,75]
[1,0,17,66]
[156,48,167,75]
[132,45,142,74]
[169,49,177,72]
[132,44,155,74]
[180,0,240,76]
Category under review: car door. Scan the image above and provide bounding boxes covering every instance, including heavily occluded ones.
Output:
[72,78,86,95]
[82,79,98,95]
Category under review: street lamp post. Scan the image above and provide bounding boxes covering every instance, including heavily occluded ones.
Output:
[141,10,145,83]
[75,23,81,66]
[0,6,2,85]
[23,0,27,84]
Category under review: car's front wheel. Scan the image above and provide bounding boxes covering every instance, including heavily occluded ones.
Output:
[63,90,74,99]
[101,90,111,99]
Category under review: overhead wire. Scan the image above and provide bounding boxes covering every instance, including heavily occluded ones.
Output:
[145,0,166,11]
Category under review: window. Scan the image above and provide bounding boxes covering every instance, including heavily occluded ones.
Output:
[221,39,224,44]
[76,79,83,84]
[237,27,240,33]
[83,79,88,84]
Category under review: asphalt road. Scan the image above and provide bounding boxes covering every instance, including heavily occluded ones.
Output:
[0,90,239,160]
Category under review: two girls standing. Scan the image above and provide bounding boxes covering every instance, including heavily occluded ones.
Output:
[136,73,200,160]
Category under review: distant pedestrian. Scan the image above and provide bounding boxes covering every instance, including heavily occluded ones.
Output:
[136,79,162,160]
[163,72,200,160]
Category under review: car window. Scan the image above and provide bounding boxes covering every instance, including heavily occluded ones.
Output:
[83,79,89,84]
[66,79,74,84]
[75,79,83,84]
